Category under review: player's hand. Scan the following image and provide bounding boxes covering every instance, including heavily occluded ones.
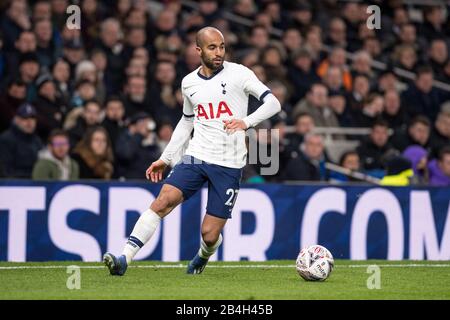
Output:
[145,159,168,182]
[223,119,247,134]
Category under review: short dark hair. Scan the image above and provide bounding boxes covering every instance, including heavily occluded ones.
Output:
[83,99,100,109]
[372,119,389,129]
[47,129,68,144]
[339,150,359,166]
[104,96,123,106]
[409,115,431,128]
[416,65,434,78]
[7,77,26,88]
[294,112,313,123]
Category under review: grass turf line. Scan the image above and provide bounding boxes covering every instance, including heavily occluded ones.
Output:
[0,260,449,300]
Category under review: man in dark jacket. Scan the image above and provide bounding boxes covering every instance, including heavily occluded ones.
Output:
[357,120,398,171]
[34,74,67,141]
[115,112,161,180]
[0,104,43,178]
[401,66,449,122]
[429,108,450,158]
[390,116,432,153]
[0,78,27,133]
[101,96,126,151]
[68,100,102,148]
[281,133,328,181]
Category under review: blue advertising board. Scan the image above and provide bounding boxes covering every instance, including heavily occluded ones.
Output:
[0,181,449,261]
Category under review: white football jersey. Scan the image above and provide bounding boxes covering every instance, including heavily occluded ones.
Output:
[180,61,270,169]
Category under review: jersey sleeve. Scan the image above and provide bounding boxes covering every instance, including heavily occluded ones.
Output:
[181,82,195,117]
[241,66,271,101]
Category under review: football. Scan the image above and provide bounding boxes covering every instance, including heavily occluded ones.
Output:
[296,245,334,281]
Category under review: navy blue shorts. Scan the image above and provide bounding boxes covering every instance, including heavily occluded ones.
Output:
[164,155,243,219]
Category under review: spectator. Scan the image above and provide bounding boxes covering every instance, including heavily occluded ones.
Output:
[346,73,370,112]
[68,100,102,148]
[148,60,181,125]
[282,27,302,56]
[123,75,151,118]
[3,31,36,80]
[402,145,428,185]
[96,18,125,94]
[427,38,448,81]
[323,65,345,94]
[390,116,431,153]
[156,119,174,152]
[287,48,320,105]
[101,96,125,151]
[380,156,414,186]
[351,93,384,128]
[428,146,450,186]
[69,79,96,109]
[32,129,79,180]
[33,18,59,69]
[266,80,292,124]
[381,89,409,132]
[420,6,446,41]
[317,47,352,91]
[401,66,448,122]
[0,103,42,178]
[328,91,352,127]
[392,44,418,75]
[62,38,85,77]
[1,1,31,51]
[0,78,27,132]
[75,60,106,104]
[357,120,397,171]
[429,108,450,158]
[376,67,403,93]
[351,51,374,79]
[281,133,328,181]
[32,1,52,21]
[289,2,313,35]
[292,83,339,128]
[285,112,315,157]
[18,52,40,102]
[329,150,361,182]
[72,126,114,179]
[115,112,161,179]
[51,59,71,106]
[261,45,288,83]
[325,17,347,49]
[34,73,66,141]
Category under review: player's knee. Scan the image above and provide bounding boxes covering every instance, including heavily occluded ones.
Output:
[202,230,220,247]
[151,194,175,215]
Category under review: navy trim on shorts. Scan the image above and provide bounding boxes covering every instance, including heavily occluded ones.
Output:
[204,211,228,220]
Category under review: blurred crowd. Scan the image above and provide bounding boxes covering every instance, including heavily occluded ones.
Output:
[0,0,449,185]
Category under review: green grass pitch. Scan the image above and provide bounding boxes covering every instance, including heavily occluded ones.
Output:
[0,260,449,300]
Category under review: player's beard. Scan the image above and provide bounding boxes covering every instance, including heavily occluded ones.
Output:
[201,52,224,71]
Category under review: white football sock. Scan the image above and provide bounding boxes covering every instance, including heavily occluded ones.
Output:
[198,234,223,259]
[122,208,161,264]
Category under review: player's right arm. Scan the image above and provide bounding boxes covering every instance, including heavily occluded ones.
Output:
[146,84,195,182]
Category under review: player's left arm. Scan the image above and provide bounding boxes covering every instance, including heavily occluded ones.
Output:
[223,67,281,133]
